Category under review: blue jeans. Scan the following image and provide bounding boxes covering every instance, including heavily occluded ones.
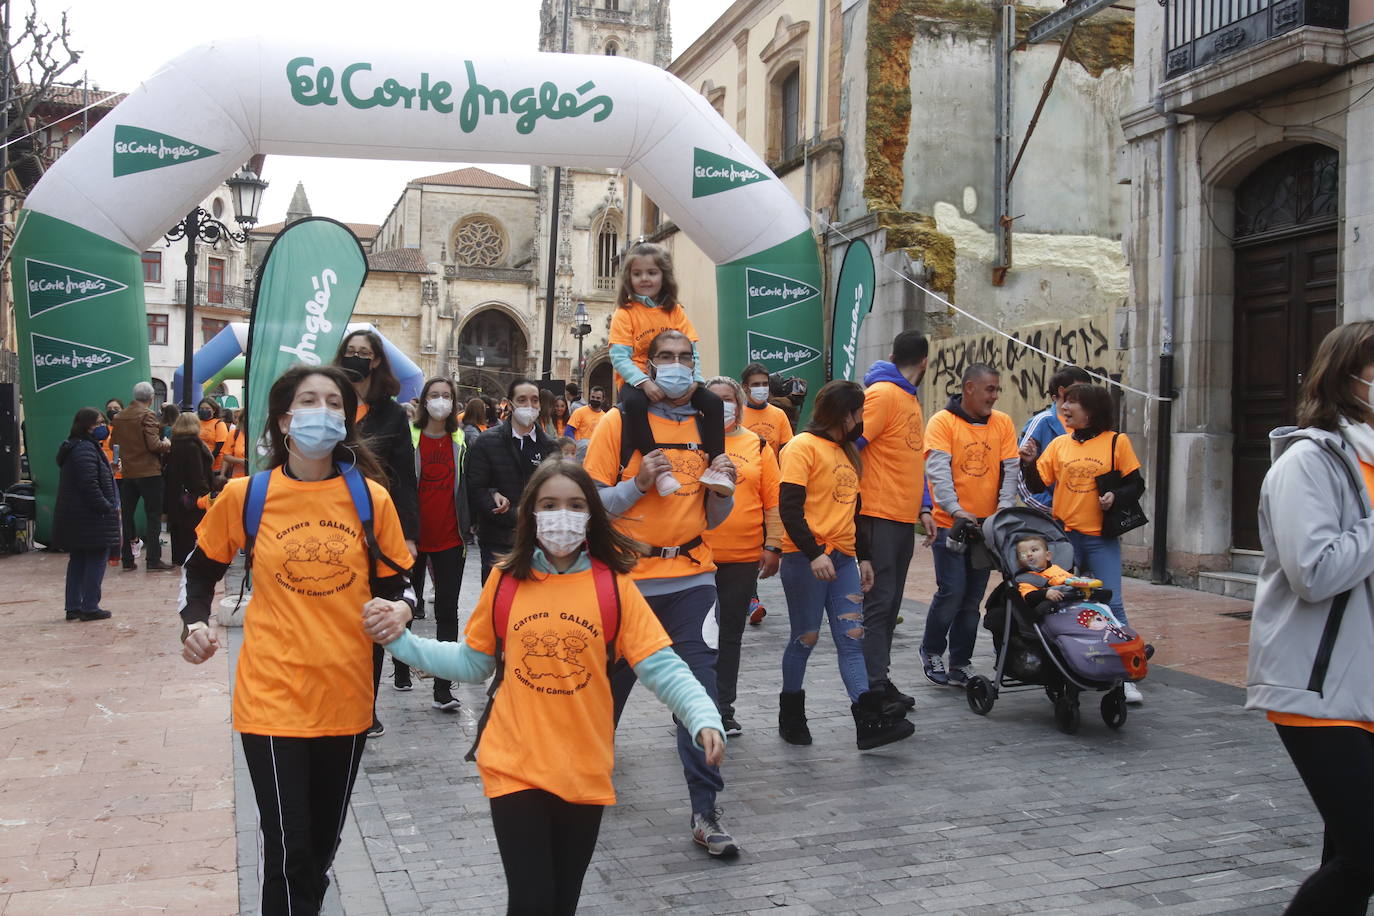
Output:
[64,548,107,613]
[779,551,870,703]
[1067,530,1126,624]
[920,528,991,668]
[611,584,724,817]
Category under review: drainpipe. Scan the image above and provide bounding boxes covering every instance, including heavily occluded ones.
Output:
[1151,63,1179,583]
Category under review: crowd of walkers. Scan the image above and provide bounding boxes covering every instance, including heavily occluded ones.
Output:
[45,243,1369,916]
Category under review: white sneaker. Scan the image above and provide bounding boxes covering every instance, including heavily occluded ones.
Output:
[697,467,735,497]
[1122,682,1143,704]
[655,471,682,497]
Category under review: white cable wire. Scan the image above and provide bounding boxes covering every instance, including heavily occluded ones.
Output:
[812,208,1170,403]
[0,91,123,153]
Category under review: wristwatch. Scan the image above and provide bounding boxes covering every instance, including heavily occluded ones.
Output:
[180,621,209,644]
[763,546,782,554]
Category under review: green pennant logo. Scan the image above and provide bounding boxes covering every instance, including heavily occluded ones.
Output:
[745,268,819,319]
[692,148,769,198]
[113,125,218,177]
[24,258,128,317]
[31,333,134,392]
[746,330,821,372]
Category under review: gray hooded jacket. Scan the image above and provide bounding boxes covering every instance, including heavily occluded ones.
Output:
[1246,425,1374,722]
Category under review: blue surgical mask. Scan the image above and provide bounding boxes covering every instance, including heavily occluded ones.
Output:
[92,424,109,442]
[654,363,694,399]
[287,406,347,459]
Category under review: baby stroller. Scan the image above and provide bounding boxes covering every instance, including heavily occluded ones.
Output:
[964,507,1152,734]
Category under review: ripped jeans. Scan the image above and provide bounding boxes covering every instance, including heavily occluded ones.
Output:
[780,550,871,703]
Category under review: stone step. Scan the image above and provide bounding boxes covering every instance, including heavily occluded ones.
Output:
[1198,570,1257,601]
[1229,548,1264,576]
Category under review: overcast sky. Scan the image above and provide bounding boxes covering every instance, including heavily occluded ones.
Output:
[31,0,734,229]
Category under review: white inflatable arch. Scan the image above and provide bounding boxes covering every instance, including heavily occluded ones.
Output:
[13,40,824,538]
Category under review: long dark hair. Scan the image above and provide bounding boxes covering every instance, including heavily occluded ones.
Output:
[616,241,680,310]
[462,397,487,428]
[414,376,459,434]
[804,380,865,477]
[334,329,401,404]
[498,458,644,579]
[69,407,103,439]
[1061,383,1117,437]
[264,365,386,483]
[1298,320,1374,431]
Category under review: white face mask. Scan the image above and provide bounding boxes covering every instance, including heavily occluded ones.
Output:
[426,397,453,420]
[512,406,540,428]
[722,402,738,428]
[1351,375,1374,412]
[748,385,770,405]
[535,508,589,557]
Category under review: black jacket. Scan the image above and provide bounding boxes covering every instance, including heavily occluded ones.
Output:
[358,397,420,541]
[465,420,559,545]
[164,435,215,506]
[53,436,120,551]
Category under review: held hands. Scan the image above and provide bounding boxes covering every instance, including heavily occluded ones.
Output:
[758,549,781,579]
[1099,491,1116,511]
[181,626,221,665]
[1018,439,1039,463]
[634,449,672,493]
[362,598,412,645]
[697,728,726,767]
[858,560,875,593]
[810,552,836,582]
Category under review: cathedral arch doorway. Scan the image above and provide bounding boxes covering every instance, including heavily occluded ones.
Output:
[456,307,529,399]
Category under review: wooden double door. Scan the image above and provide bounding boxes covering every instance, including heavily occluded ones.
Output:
[1231,230,1338,549]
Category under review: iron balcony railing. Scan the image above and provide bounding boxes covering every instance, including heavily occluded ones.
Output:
[174,280,253,310]
[1165,0,1349,80]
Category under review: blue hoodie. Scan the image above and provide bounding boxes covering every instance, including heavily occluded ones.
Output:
[861,359,918,394]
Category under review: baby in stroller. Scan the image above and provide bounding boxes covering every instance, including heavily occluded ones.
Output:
[1012,535,1111,615]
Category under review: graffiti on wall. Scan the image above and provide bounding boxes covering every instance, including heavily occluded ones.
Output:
[925,315,1121,427]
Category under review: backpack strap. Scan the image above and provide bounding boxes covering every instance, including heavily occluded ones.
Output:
[340,465,411,585]
[590,559,621,671]
[242,469,272,571]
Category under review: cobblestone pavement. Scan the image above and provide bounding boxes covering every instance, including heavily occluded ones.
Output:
[275,563,1323,916]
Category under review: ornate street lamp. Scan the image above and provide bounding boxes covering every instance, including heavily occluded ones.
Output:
[165,167,268,411]
[571,301,592,392]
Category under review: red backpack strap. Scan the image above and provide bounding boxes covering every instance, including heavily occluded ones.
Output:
[590,559,621,665]
[464,571,520,763]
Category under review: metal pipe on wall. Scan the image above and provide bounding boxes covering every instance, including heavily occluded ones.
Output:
[1151,8,1179,583]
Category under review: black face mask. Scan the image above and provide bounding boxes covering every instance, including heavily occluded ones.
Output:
[846,420,864,442]
[197,407,213,421]
[106,408,119,422]
[340,355,373,381]
[589,400,603,412]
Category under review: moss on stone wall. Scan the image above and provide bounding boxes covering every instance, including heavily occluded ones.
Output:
[862,1,1133,209]
[878,210,957,300]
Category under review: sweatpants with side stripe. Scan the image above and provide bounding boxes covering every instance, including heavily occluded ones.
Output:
[240,731,368,916]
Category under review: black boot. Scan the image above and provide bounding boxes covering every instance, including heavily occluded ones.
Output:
[877,680,915,718]
[852,690,915,751]
[778,690,812,745]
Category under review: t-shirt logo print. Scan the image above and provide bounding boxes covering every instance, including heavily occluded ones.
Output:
[276,533,356,594]
[904,414,923,451]
[517,633,593,691]
[1065,459,1104,493]
[832,464,859,504]
[959,441,992,477]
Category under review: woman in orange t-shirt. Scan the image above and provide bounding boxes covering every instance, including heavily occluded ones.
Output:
[178,365,414,916]
[364,459,724,915]
[777,380,914,752]
[702,376,782,738]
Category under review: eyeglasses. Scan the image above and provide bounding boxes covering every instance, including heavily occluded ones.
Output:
[652,353,695,368]
[344,348,374,359]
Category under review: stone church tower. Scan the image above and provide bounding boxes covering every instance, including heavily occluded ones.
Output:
[534,0,671,388]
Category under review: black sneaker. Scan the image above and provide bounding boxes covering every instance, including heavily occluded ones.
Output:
[691,808,739,857]
[145,561,175,572]
[366,718,385,738]
[432,694,461,712]
[393,669,413,691]
[883,681,916,709]
[121,560,137,571]
[721,715,743,737]
[412,604,427,620]
[78,608,112,621]
[65,609,81,621]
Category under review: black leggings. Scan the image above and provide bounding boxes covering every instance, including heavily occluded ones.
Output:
[1275,724,1374,915]
[240,732,368,916]
[396,544,466,697]
[489,789,605,916]
[618,383,725,462]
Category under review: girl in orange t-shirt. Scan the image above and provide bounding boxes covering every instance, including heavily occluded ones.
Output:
[364,460,724,915]
[177,365,414,915]
[777,380,915,751]
[609,242,732,498]
[195,398,229,473]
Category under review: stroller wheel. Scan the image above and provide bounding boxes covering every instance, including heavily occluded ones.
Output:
[966,676,995,716]
[1101,686,1128,730]
[1053,688,1080,735]
[1044,681,1064,704]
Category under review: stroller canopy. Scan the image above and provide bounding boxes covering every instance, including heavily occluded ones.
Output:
[981,508,1075,576]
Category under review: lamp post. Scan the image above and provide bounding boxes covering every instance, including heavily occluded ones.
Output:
[571,301,592,393]
[165,167,268,411]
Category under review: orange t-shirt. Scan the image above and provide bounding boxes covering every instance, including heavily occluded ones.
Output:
[779,432,860,556]
[703,428,780,563]
[608,302,699,389]
[1015,562,1073,599]
[465,567,672,804]
[583,408,715,579]
[741,402,794,454]
[222,425,247,479]
[1267,458,1374,733]
[199,418,229,472]
[859,381,926,524]
[1035,431,1141,536]
[566,404,606,441]
[925,408,1017,529]
[195,468,412,737]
